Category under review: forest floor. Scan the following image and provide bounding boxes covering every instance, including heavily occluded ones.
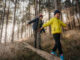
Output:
[27,29,80,60]
[0,29,80,60]
[0,42,46,60]
[40,29,80,60]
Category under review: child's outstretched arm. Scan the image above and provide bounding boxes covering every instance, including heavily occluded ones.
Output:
[39,18,53,31]
[60,20,67,27]
[42,18,53,28]
[60,20,69,30]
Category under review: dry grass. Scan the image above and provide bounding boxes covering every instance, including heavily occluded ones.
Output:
[0,43,45,60]
[41,30,80,60]
[0,30,80,60]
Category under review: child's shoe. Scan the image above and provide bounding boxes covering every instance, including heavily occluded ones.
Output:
[51,51,57,56]
[60,54,64,60]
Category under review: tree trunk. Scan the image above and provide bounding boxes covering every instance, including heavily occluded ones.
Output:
[21,1,24,38]
[76,0,80,29]
[11,0,17,42]
[34,0,39,16]
[0,14,2,43]
[54,0,58,10]
[29,0,31,37]
[34,0,41,49]
[48,0,51,34]
[4,0,10,44]
[0,0,6,43]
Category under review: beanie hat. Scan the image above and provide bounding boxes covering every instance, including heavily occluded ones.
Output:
[54,10,61,15]
[39,14,43,17]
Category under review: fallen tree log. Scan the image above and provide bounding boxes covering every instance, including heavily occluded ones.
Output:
[22,42,60,60]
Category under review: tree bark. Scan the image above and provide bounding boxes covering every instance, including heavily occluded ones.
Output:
[4,0,10,44]
[0,0,6,43]
[11,0,17,42]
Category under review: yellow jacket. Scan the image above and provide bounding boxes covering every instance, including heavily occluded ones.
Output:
[42,17,66,34]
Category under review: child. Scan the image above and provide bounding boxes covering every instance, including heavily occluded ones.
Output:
[40,10,67,60]
[27,15,45,49]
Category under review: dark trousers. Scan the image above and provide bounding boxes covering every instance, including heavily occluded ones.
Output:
[34,30,41,49]
[52,33,63,54]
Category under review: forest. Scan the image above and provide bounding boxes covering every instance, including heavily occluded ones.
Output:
[0,0,80,60]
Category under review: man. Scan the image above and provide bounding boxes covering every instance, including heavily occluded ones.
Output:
[40,10,67,60]
[27,15,45,49]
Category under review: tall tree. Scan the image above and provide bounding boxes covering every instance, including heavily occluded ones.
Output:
[0,0,6,43]
[4,0,10,44]
[17,0,20,39]
[76,0,80,29]
[0,0,3,43]
[21,0,24,38]
[11,0,17,42]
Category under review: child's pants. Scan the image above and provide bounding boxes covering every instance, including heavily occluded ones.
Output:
[52,33,63,54]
